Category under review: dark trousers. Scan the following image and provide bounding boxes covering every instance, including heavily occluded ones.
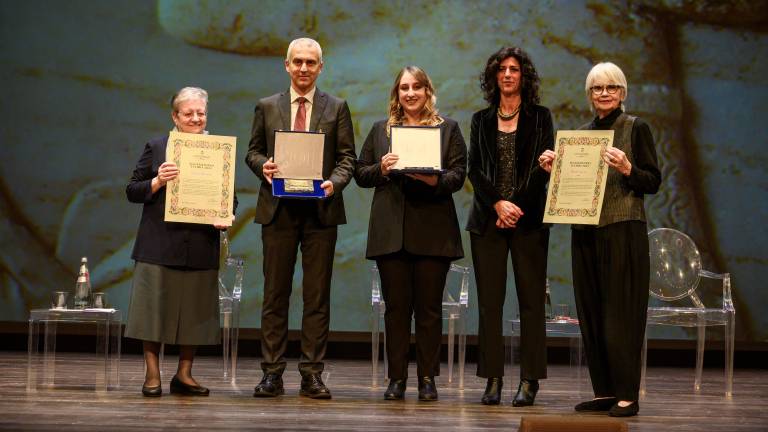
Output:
[260,200,337,376]
[376,251,450,379]
[470,218,549,379]
[572,220,649,401]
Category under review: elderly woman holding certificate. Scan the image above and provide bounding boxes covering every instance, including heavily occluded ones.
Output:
[355,66,466,402]
[539,62,661,417]
[125,87,232,397]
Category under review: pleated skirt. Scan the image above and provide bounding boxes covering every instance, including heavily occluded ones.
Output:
[124,261,220,345]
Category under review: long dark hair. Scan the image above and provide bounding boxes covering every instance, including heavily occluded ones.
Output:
[480,46,541,107]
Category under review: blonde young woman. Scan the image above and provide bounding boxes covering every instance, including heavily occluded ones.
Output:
[539,62,661,417]
[355,66,466,401]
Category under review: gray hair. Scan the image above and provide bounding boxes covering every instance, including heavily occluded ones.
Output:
[285,37,323,63]
[171,87,208,112]
[585,62,628,112]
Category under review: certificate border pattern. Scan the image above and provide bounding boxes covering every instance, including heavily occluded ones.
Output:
[547,136,609,217]
[167,138,233,219]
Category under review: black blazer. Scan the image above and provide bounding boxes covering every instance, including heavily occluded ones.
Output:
[466,104,554,234]
[245,88,356,226]
[126,136,223,270]
[355,118,466,260]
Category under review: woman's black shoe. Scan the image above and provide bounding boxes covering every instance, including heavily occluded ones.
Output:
[383,379,406,400]
[417,376,438,401]
[609,401,639,417]
[512,379,539,407]
[574,397,617,412]
[141,384,162,397]
[170,375,210,396]
[481,377,502,405]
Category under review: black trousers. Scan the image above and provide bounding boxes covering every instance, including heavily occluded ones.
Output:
[572,220,649,401]
[260,200,337,376]
[376,251,450,379]
[470,217,549,379]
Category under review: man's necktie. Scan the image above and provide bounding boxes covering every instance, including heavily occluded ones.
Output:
[294,97,307,131]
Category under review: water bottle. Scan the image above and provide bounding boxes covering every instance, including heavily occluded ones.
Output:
[544,278,553,320]
[73,257,91,309]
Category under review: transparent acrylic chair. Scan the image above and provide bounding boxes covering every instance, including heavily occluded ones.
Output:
[218,231,244,383]
[371,263,470,388]
[640,228,735,397]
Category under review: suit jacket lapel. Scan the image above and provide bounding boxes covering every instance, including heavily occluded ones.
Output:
[516,104,534,151]
[278,91,291,130]
[482,107,498,165]
[310,90,327,132]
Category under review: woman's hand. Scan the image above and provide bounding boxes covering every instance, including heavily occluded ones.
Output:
[494,200,524,228]
[262,157,278,184]
[151,161,179,193]
[380,153,399,176]
[538,150,555,173]
[603,147,632,176]
[157,162,179,186]
[213,215,235,230]
[406,173,438,186]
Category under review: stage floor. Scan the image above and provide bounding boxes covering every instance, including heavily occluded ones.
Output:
[2,351,766,431]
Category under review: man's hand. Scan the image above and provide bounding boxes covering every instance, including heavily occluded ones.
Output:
[262,157,278,184]
[321,180,334,197]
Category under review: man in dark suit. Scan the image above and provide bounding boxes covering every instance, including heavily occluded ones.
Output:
[245,38,355,399]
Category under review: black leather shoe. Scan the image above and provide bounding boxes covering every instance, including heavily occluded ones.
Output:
[253,373,284,397]
[417,376,438,401]
[384,379,406,400]
[300,373,332,399]
[481,377,502,405]
[141,384,162,397]
[609,401,639,417]
[512,379,539,407]
[574,397,617,412]
[169,375,209,396]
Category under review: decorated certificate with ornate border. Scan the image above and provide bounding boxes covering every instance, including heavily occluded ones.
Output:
[543,130,613,225]
[164,131,236,226]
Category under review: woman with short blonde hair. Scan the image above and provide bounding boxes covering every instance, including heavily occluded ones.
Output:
[539,62,661,417]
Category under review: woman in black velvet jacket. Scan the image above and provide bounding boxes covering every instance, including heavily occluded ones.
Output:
[466,47,553,407]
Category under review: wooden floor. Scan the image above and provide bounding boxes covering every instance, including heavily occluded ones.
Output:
[1,351,766,431]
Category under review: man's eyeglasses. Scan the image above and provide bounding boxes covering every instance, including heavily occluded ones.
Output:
[590,85,622,95]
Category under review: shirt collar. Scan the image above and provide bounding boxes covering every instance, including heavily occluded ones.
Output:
[290,86,316,104]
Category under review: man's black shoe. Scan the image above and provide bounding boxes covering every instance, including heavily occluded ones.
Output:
[253,373,284,397]
[300,373,332,399]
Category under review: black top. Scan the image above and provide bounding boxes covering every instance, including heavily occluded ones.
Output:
[127,136,232,270]
[466,104,555,234]
[495,130,517,201]
[354,118,466,260]
[590,108,661,195]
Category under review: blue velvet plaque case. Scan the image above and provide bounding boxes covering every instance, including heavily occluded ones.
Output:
[389,125,444,174]
[272,130,326,199]
[272,179,325,199]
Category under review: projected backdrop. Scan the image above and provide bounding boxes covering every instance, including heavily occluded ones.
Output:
[1,0,766,343]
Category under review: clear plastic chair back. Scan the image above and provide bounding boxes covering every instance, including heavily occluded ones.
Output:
[648,227,702,301]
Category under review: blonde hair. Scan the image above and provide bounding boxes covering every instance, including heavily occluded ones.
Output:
[286,37,323,63]
[170,87,208,112]
[585,62,628,112]
[386,66,442,135]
